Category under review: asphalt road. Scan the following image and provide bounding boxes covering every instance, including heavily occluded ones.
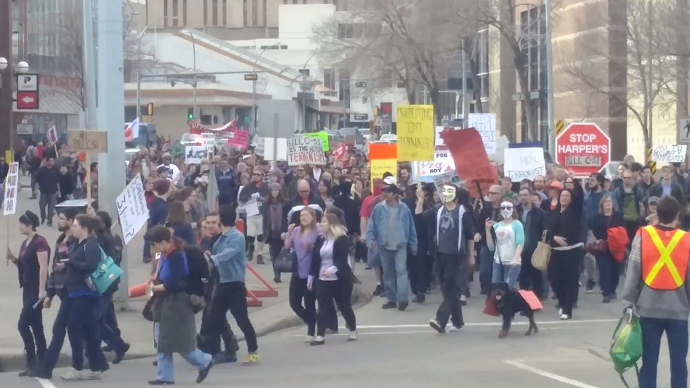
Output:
[0,285,676,388]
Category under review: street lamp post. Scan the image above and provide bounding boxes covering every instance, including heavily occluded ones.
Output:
[0,58,31,162]
[301,54,318,133]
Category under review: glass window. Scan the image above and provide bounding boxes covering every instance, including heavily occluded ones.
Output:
[339,69,351,108]
[323,69,335,90]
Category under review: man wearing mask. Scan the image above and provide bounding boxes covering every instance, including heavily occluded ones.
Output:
[216,158,236,207]
[476,185,504,295]
[282,179,326,232]
[158,152,181,184]
[57,166,74,203]
[517,188,548,299]
[239,168,268,264]
[35,157,59,227]
[198,213,240,364]
[426,185,475,333]
[365,183,418,311]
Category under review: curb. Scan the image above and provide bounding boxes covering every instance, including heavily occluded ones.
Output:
[0,285,373,373]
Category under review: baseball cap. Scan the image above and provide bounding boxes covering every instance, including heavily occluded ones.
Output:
[648,196,660,205]
[383,176,397,186]
[383,183,399,193]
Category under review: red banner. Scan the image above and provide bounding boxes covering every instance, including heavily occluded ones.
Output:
[188,119,238,135]
[440,128,497,198]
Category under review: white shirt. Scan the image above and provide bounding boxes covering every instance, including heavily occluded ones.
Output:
[159,163,181,183]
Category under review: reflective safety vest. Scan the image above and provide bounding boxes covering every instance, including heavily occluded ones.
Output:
[640,225,690,291]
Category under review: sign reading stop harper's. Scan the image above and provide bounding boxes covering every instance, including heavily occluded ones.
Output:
[556,123,610,178]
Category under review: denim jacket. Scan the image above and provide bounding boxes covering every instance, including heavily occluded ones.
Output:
[211,228,246,284]
[365,200,418,252]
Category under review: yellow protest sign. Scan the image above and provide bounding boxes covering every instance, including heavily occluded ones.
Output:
[370,159,397,187]
[396,105,434,162]
[305,131,329,151]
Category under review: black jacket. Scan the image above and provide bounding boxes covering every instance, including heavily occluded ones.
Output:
[65,236,101,293]
[238,181,268,203]
[649,181,688,214]
[516,204,548,253]
[403,197,430,254]
[308,234,351,282]
[47,234,76,298]
[0,162,8,184]
[35,166,59,194]
[57,171,74,196]
[334,181,361,236]
[281,194,326,232]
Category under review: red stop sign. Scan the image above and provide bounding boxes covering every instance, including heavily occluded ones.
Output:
[556,123,611,178]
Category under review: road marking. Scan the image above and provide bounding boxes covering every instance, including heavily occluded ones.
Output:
[504,360,601,388]
[352,319,618,330]
[35,378,58,388]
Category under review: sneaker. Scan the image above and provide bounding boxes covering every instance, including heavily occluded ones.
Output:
[18,368,35,377]
[148,379,175,385]
[113,343,130,364]
[213,352,237,364]
[196,360,213,383]
[610,292,618,300]
[560,314,571,320]
[61,368,86,381]
[429,319,445,334]
[382,301,397,309]
[273,276,282,283]
[585,280,596,293]
[347,331,358,342]
[413,294,425,304]
[448,325,463,332]
[256,255,265,265]
[41,218,46,226]
[602,296,611,303]
[398,301,408,311]
[242,353,260,365]
[85,371,102,380]
[309,336,325,346]
[460,296,467,306]
[558,308,563,316]
[304,335,315,343]
[373,284,383,296]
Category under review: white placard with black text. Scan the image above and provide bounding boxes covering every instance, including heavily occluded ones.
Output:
[287,137,327,166]
[116,175,149,245]
[3,162,19,215]
[504,147,546,182]
[467,113,497,154]
[652,144,687,163]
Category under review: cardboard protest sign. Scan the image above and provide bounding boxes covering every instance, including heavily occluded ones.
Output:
[489,135,510,165]
[228,130,249,149]
[370,159,397,187]
[369,143,397,160]
[287,137,327,166]
[397,105,435,161]
[3,162,19,215]
[504,148,546,182]
[467,113,497,154]
[116,175,149,245]
[652,144,687,163]
[440,128,497,198]
[418,151,455,176]
[305,131,330,151]
[254,137,265,156]
[185,146,207,164]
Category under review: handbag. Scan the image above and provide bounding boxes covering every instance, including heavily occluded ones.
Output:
[142,295,157,322]
[273,248,294,273]
[586,214,613,254]
[531,231,552,271]
[89,245,123,294]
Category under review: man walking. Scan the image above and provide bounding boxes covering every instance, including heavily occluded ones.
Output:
[517,187,548,299]
[614,169,646,244]
[34,157,59,227]
[365,182,418,311]
[583,173,611,292]
[622,197,690,388]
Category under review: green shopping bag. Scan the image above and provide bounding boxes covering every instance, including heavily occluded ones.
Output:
[610,312,642,387]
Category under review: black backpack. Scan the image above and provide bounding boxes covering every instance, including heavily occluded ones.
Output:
[184,246,210,297]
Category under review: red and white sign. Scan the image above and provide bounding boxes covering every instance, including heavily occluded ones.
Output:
[332,143,349,161]
[16,91,39,109]
[227,130,249,149]
[47,124,58,144]
[3,162,19,215]
[556,123,610,178]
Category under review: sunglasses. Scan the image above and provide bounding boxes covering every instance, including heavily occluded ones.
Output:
[500,206,513,210]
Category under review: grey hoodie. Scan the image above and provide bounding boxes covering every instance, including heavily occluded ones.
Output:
[622,225,690,320]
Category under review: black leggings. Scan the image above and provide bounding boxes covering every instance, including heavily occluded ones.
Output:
[548,248,580,317]
[289,277,317,336]
[18,288,46,367]
[315,279,356,337]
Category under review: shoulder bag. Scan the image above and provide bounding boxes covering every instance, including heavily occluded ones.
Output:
[531,231,552,271]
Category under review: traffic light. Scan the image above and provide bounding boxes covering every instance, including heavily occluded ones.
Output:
[188,107,194,120]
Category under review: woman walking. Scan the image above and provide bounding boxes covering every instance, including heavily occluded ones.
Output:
[547,174,584,320]
[486,201,525,289]
[264,182,286,283]
[309,214,357,346]
[147,226,213,385]
[285,207,321,341]
[591,195,624,303]
[167,201,196,246]
[318,179,334,208]
[6,211,49,377]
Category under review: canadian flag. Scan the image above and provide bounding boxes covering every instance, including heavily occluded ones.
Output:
[125,117,140,142]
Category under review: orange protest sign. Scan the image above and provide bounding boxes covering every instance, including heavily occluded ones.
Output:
[369,143,397,160]
[440,128,497,198]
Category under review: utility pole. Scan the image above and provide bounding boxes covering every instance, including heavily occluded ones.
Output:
[545,0,556,156]
[96,0,127,310]
[461,47,467,128]
[82,0,97,130]
[0,0,13,158]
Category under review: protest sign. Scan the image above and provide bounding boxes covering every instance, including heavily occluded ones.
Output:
[115,175,148,245]
[440,128,497,198]
[228,130,249,149]
[332,143,348,161]
[420,169,464,190]
[467,113,497,154]
[47,124,58,144]
[202,137,215,155]
[397,105,435,161]
[287,137,327,166]
[3,162,19,215]
[370,159,398,187]
[504,148,546,182]
[652,144,687,163]
[489,135,510,165]
[418,151,455,176]
[185,146,207,164]
[254,137,265,156]
[368,143,397,160]
[67,129,108,152]
[305,131,330,151]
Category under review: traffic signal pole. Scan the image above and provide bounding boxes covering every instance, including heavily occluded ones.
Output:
[0,0,13,159]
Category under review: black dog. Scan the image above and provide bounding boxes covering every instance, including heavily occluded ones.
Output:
[490,282,539,339]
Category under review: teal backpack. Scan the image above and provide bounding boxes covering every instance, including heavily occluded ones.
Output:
[90,245,123,294]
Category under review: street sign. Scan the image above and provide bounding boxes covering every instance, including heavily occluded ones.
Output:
[556,123,610,178]
[353,113,368,121]
[67,129,108,152]
[16,91,39,109]
[16,74,38,91]
[244,73,258,81]
[679,118,690,142]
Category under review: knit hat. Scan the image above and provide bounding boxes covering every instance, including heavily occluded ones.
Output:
[269,182,282,192]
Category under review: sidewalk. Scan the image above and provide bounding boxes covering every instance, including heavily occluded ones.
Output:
[0,185,374,372]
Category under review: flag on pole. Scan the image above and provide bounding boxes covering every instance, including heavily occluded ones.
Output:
[126,117,140,142]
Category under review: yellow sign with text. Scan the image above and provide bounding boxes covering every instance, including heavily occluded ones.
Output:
[396,105,434,162]
[370,159,398,187]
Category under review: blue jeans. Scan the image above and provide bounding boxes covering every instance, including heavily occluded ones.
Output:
[367,244,381,267]
[379,246,408,303]
[491,262,521,290]
[95,291,126,353]
[595,250,619,297]
[639,317,688,388]
[479,246,494,293]
[156,350,212,383]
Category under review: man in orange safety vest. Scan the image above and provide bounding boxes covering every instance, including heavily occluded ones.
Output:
[622,196,690,388]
